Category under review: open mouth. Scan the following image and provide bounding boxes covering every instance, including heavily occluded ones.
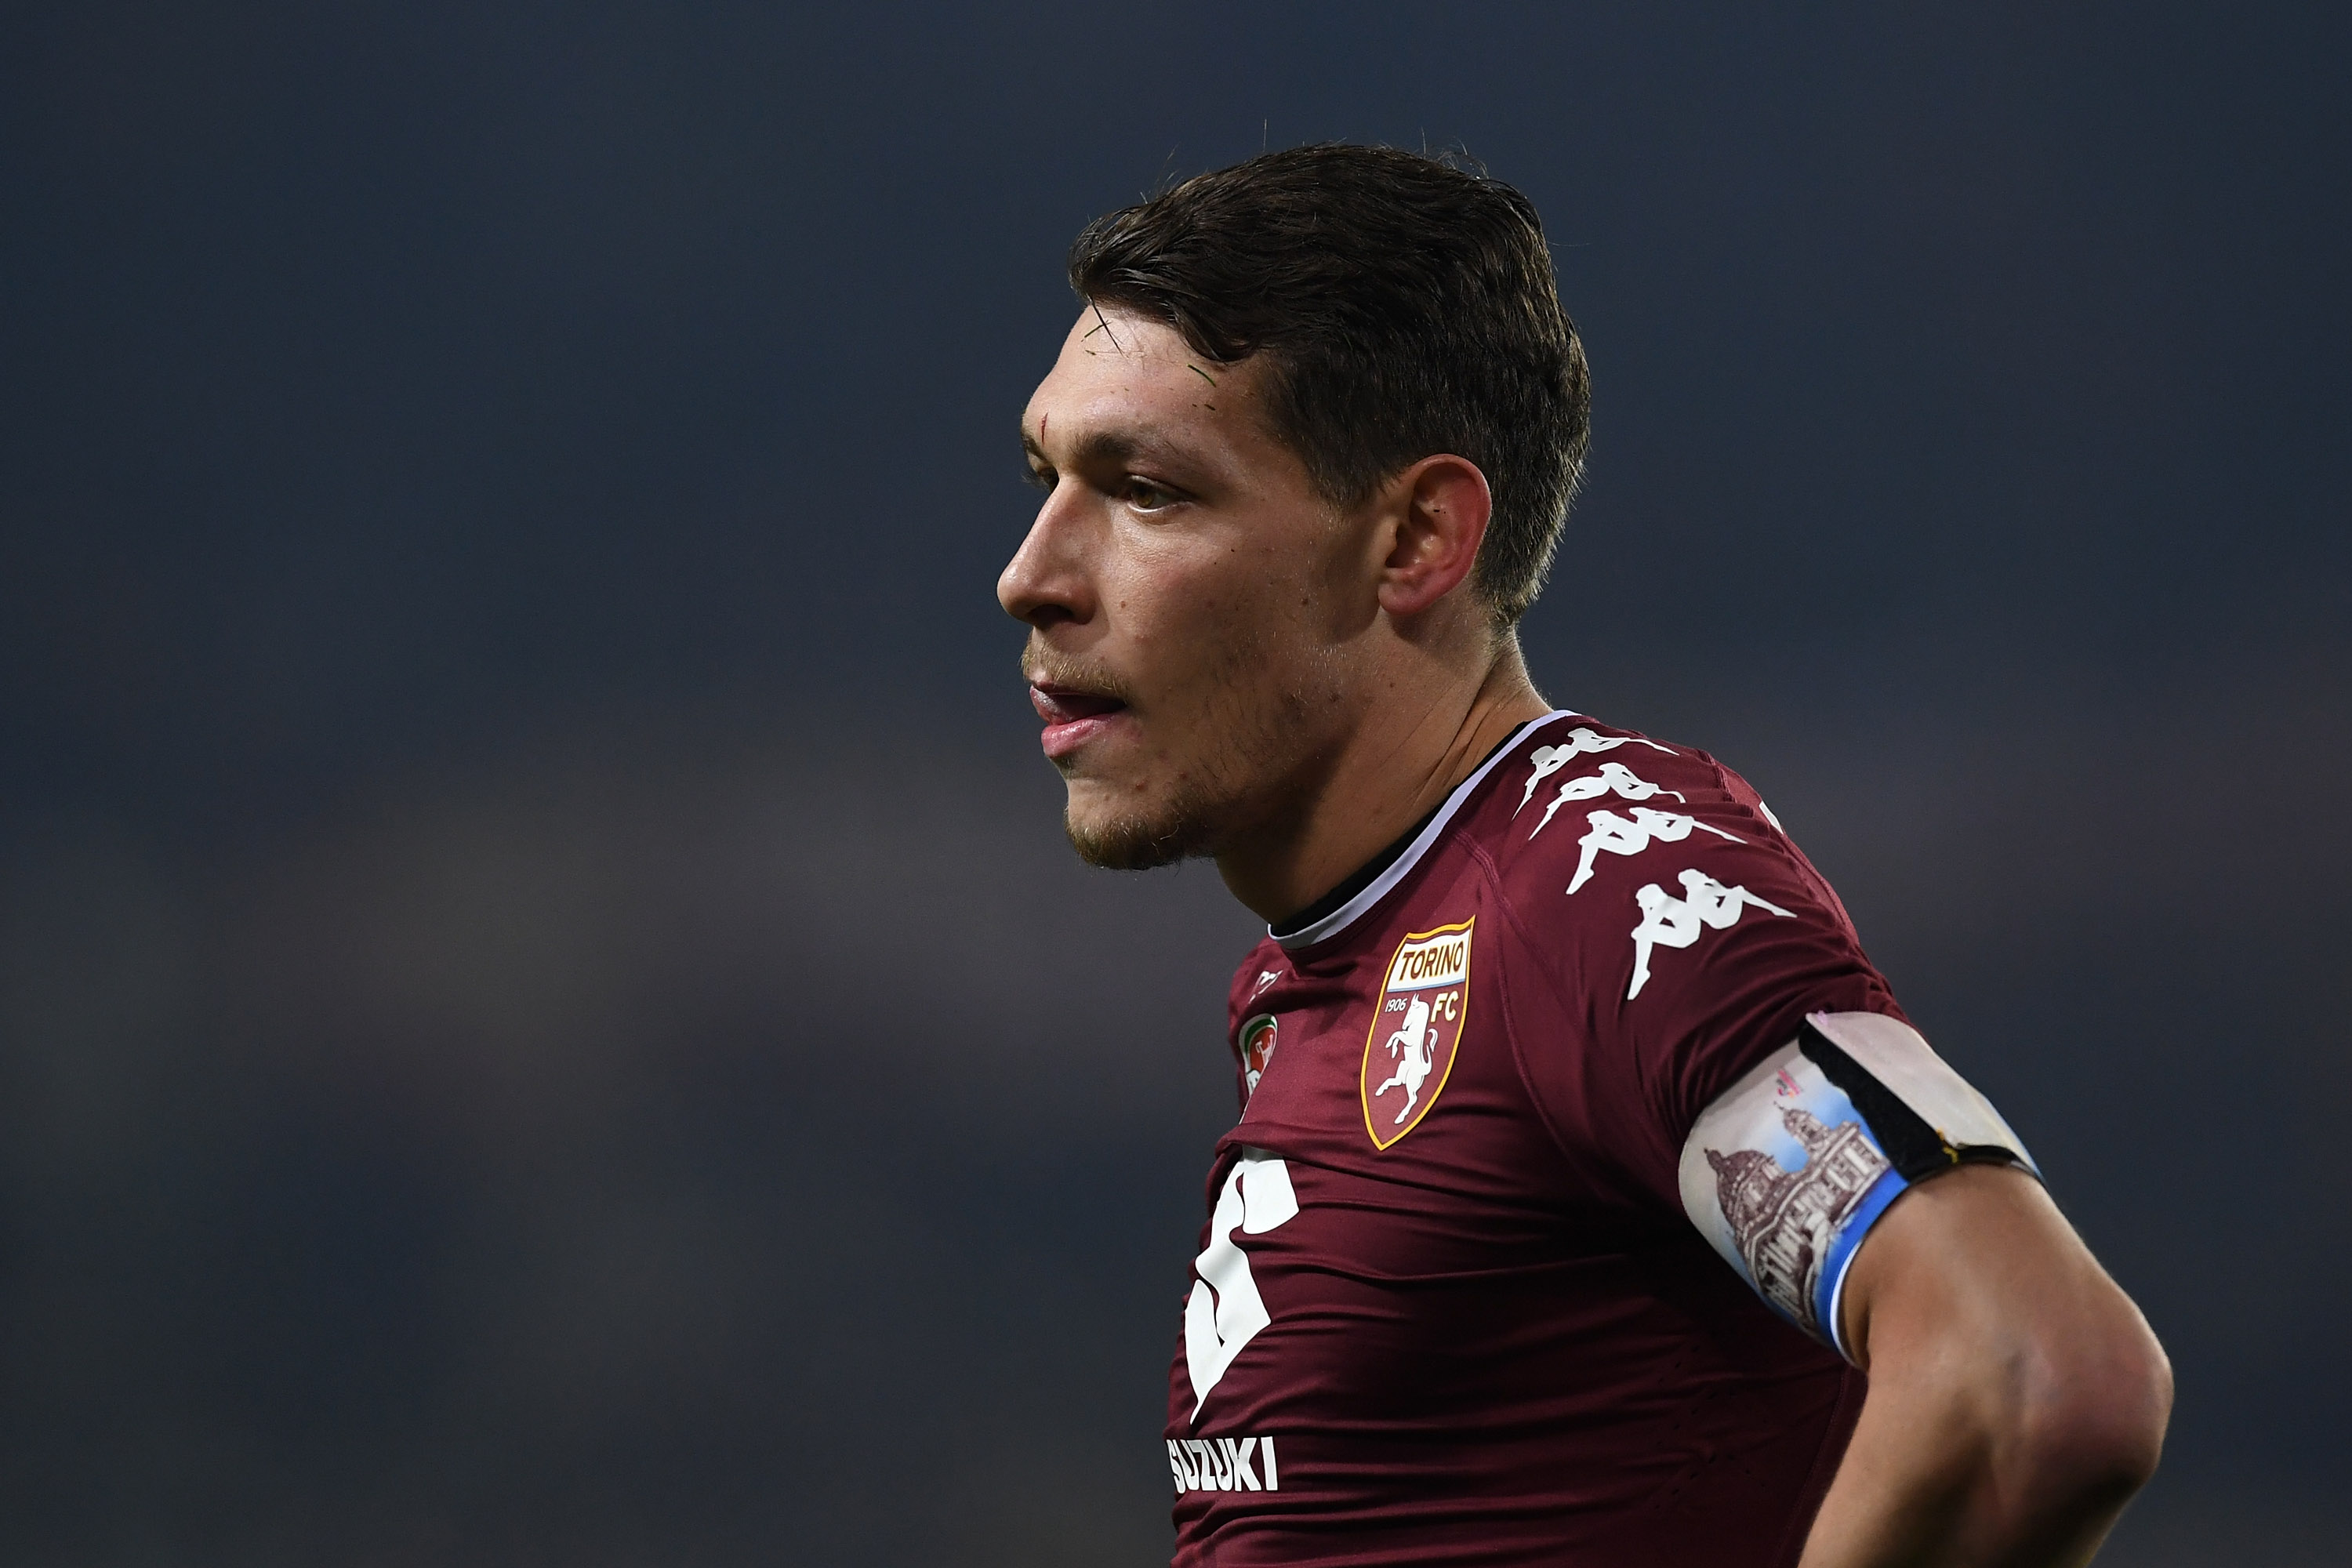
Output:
[1031,685,1127,724]
[1029,683,1131,758]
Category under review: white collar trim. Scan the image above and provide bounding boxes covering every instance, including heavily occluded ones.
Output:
[1271,709,1582,951]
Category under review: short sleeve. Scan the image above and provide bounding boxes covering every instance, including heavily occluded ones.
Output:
[1489,734,1901,1212]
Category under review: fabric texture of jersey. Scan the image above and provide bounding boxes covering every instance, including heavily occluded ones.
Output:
[1167,711,1911,1566]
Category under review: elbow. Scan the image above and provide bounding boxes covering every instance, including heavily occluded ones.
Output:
[2010,1305,2173,1512]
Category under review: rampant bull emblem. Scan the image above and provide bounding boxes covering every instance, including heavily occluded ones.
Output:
[1374,996,1439,1121]
[1359,919,1474,1149]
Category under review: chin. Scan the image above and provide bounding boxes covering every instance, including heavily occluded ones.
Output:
[1062,780,1218,871]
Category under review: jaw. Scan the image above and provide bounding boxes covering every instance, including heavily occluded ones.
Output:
[1039,591,1374,874]
[1055,710,1332,877]
[1060,768,1212,870]
[1051,707,1240,870]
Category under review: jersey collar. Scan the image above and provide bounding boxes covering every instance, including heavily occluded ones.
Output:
[1270,709,1581,951]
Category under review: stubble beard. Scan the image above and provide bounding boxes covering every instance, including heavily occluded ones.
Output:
[1062,776,1220,870]
[1057,637,1326,874]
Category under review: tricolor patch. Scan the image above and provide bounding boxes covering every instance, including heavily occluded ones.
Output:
[1237,1014,1278,1102]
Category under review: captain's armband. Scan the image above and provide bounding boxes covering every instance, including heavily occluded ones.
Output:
[1676,1011,2036,1359]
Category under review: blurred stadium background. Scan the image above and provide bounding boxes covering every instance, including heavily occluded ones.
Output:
[2,4,2344,1563]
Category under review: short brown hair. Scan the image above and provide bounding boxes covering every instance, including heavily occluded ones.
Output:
[1069,143,1591,625]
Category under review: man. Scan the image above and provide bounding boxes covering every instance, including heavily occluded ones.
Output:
[999,144,2170,1566]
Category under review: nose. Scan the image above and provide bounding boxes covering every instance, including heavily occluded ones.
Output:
[997,483,1095,630]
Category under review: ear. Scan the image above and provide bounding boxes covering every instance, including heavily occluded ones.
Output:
[1375,454,1493,619]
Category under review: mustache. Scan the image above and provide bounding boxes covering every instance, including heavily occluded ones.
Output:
[1019,639,1135,704]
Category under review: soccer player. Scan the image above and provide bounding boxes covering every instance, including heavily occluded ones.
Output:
[999,145,2170,1566]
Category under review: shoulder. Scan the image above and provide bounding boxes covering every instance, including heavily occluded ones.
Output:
[1432,713,1905,1198]
[1461,713,1875,1006]
[1465,716,1780,899]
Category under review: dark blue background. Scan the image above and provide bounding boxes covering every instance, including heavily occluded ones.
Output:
[2,4,2343,1562]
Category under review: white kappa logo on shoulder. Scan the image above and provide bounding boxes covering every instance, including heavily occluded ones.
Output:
[1515,728,1675,815]
[1627,869,1793,999]
[1527,761,1687,837]
[1563,807,1744,895]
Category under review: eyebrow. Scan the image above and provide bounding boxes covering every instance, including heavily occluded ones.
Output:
[1021,425,1188,474]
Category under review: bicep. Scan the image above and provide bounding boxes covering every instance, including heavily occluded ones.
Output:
[1837,1161,2169,1429]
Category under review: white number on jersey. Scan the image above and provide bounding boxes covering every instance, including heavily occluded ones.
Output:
[1183,1150,1298,1419]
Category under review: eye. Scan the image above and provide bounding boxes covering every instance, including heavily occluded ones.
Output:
[1122,477,1181,511]
[1023,463,1056,492]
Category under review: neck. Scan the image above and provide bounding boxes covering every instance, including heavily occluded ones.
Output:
[1215,638,1550,925]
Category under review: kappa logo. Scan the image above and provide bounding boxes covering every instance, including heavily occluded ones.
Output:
[1248,968,1282,1000]
[1564,807,1744,895]
[1528,762,1687,837]
[1515,728,1676,815]
[1360,920,1473,1149]
[1236,1014,1278,1101]
[1628,869,1794,999]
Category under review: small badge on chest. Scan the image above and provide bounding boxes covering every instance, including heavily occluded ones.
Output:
[1236,1014,1279,1102]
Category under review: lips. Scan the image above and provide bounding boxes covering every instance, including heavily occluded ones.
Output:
[1029,682,1130,759]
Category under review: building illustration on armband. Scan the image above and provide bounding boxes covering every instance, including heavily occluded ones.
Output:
[1706,1108,1891,1330]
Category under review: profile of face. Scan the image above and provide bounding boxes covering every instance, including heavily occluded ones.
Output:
[1000,307,1370,869]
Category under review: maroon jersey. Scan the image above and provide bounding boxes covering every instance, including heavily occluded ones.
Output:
[1164,710,1906,1566]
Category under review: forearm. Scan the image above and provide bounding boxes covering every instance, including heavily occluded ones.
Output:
[1797,1167,2171,1568]
[1798,1357,2144,1567]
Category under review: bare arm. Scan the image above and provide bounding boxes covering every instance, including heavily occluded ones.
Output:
[1798,1163,2172,1567]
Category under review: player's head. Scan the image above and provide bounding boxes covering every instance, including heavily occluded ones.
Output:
[1001,143,1589,872]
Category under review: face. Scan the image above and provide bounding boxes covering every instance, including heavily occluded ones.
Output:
[1000,307,1373,869]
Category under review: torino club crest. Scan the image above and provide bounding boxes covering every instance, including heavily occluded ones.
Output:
[1360,919,1474,1149]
